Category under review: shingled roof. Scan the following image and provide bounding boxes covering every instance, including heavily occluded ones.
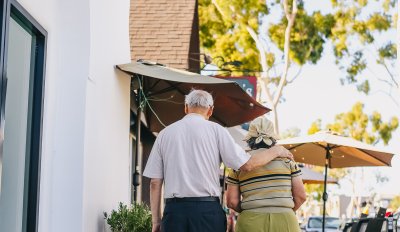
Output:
[130,0,200,72]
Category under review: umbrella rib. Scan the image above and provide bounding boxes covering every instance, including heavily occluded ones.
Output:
[148,79,162,92]
[314,144,388,167]
[356,148,389,166]
[288,143,305,151]
[147,82,182,97]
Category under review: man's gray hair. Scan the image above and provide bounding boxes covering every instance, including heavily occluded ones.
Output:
[185,89,214,109]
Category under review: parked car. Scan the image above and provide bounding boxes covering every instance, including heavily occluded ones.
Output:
[301,216,341,232]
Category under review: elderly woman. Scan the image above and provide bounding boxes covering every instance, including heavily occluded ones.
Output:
[226,117,306,232]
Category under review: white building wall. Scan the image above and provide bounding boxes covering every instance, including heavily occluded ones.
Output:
[83,0,131,231]
[15,0,132,231]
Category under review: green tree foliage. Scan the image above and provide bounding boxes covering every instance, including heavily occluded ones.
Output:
[329,0,398,97]
[309,102,398,145]
[268,10,335,65]
[199,0,334,71]
[199,0,339,134]
[199,0,398,134]
[390,195,400,210]
[199,0,265,72]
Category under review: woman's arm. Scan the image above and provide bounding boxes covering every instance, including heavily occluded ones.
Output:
[226,184,242,213]
[292,176,306,211]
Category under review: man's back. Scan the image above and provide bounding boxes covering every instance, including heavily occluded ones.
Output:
[143,113,249,198]
[160,114,221,197]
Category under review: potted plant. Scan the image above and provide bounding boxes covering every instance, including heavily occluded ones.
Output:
[104,202,152,232]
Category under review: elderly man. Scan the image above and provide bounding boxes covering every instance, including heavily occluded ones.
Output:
[143,89,293,232]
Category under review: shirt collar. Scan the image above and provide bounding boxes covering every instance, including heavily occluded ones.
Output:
[184,113,206,120]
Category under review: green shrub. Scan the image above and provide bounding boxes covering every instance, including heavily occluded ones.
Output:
[104,202,152,232]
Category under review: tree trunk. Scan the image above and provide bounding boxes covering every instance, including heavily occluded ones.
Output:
[259,78,277,132]
[273,17,294,105]
[270,0,298,135]
[346,169,362,218]
[212,0,298,135]
[245,25,274,104]
[245,25,279,133]
[271,105,279,135]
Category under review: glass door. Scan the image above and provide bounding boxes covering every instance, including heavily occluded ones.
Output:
[0,15,35,232]
[0,1,46,231]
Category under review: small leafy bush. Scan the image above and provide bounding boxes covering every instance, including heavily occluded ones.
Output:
[104,202,152,232]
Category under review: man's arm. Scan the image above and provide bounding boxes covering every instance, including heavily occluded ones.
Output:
[239,145,293,172]
[150,178,163,232]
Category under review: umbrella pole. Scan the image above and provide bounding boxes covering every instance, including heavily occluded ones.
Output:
[322,147,330,232]
[133,77,143,202]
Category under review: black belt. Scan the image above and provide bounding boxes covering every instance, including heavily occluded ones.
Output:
[165,197,220,203]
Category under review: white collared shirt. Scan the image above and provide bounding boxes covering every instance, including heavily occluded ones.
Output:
[143,113,250,198]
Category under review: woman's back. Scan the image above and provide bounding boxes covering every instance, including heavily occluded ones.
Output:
[227,148,302,213]
[225,116,306,232]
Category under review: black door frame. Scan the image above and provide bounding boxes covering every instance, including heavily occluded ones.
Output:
[0,0,47,231]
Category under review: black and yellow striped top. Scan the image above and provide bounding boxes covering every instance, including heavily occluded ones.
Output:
[226,148,302,212]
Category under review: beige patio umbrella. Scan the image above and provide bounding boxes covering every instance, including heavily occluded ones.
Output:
[277,131,395,232]
[300,166,338,185]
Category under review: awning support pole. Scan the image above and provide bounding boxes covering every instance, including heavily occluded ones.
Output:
[133,76,143,202]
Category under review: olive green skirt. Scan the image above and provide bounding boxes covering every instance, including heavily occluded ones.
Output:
[235,210,301,232]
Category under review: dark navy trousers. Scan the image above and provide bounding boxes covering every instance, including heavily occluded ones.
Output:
[161,201,227,232]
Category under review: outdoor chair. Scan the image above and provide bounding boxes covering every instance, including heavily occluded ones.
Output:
[343,222,354,232]
[350,218,371,232]
[348,207,387,232]
[362,208,387,232]
[365,218,386,232]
